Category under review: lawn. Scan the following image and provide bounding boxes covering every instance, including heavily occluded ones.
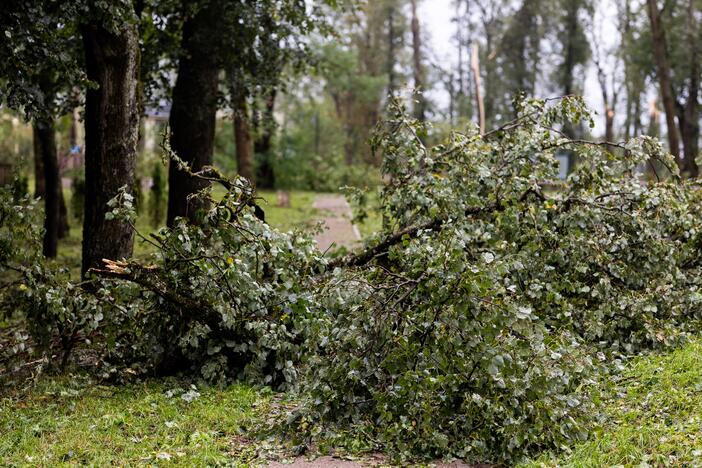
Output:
[525,338,702,467]
[0,376,271,466]
[4,339,702,465]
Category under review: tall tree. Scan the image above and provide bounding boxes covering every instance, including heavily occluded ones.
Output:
[410,0,426,121]
[646,0,682,161]
[233,90,254,183]
[80,8,141,276]
[675,0,700,177]
[500,0,544,107]
[590,1,624,143]
[643,0,700,176]
[167,1,224,225]
[253,90,277,189]
[0,1,79,258]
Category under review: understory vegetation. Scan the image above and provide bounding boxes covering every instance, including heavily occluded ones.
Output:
[3,97,702,464]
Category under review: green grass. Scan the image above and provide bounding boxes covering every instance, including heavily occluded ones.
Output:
[0,376,270,467]
[354,190,383,239]
[256,190,321,232]
[525,338,702,467]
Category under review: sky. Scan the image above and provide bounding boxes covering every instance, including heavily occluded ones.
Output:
[419,0,623,137]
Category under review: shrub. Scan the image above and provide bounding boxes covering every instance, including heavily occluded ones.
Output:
[0,187,106,372]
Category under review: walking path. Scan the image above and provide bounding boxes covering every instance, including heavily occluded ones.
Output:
[312,195,362,253]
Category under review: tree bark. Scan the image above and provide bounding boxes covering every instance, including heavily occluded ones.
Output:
[254,90,276,189]
[677,0,700,177]
[647,0,682,161]
[410,0,426,121]
[234,92,254,183]
[33,113,69,241]
[387,5,396,96]
[33,126,45,198]
[58,180,69,239]
[167,2,222,226]
[471,45,485,135]
[80,21,140,277]
[33,120,60,258]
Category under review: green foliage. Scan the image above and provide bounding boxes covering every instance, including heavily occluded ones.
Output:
[4,96,702,464]
[287,97,702,463]
[0,187,103,369]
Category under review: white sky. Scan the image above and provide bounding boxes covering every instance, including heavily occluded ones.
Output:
[419,0,624,137]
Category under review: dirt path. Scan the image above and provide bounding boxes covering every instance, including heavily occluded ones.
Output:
[312,195,361,252]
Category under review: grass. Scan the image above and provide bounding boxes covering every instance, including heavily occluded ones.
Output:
[0,376,271,467]
[525,338,702,467]
[7,340,702,466]
[256,190,321,232]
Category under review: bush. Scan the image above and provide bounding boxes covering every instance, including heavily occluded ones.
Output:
[0,187,106,372]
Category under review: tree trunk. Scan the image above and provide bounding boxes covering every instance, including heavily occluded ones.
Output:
[234,92,254,183]
[33,126,45,198]
[81,22,140,277]
[410,0,426,121]
[605,107,615,143]
[58,182,69,239]
[167,2,221,226]
[678,100,700,177]
[254,90,277,189]
[33,120,69,240]
[471,45,485,135]
[677,0,700,177]
[647,0,681,161]
[33,120,60,258]
[387,5,396,97]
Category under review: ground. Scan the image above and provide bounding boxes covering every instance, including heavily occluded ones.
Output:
[311,194,361,253]
[4,338,702,466]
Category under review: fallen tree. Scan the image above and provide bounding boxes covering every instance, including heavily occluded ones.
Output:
[4,97,702,463]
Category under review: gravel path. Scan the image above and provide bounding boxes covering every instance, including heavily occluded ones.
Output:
[312,195,361,252]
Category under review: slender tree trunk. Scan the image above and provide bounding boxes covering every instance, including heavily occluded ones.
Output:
[34,122,69,240]
[167,2,221,226]
[605,108,615,143]
[33,120,60,258]
[234,92,254,183]
[254,90,277,189]
[410,0,425,121]
[471,45,485,135]
[387,5,396,97]
[647,0,681,161]
[677,0,700,177]
[33,126,45,198]
[678,100,700,177]
[80,22,140,277]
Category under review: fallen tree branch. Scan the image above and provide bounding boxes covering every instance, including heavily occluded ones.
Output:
[328,204,497,269]
[90,259,223,333]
